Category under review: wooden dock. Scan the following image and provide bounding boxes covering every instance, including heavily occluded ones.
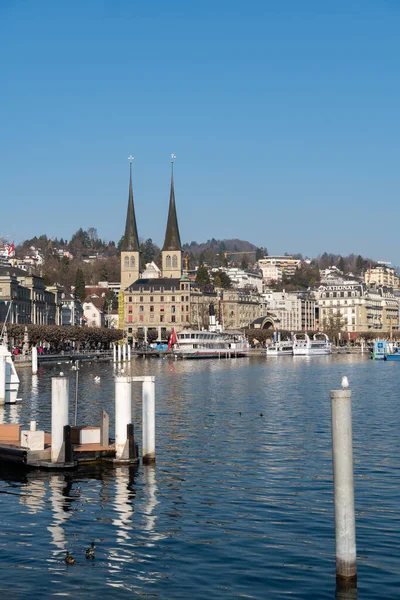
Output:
[0,423,122,470]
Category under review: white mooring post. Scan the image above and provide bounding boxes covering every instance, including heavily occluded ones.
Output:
[142,377,156,463]
[122,343,127,362]
[51,376,69,463]
[117,344,122,363]
[32,345,38,375]
[127,344,131,361]
[0,354,6,405]
[113,343,117,363]
[331,388,357,583]
[115,376,131,460]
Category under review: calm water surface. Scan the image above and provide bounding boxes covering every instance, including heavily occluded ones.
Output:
[0,355,398,599]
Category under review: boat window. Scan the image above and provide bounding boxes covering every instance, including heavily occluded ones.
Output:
[191,334,196,339]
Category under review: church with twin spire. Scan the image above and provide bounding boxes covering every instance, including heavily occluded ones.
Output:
[119,158,209,342]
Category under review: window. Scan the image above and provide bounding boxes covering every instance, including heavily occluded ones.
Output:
[171,306,175,313]
[171,287,175,293]
[124,256,129,268]
[150,296,154,302]
[129,296,132,302]
[139,315,143,322]
[128,315,132,323]
[150,306,154,312]
[160,315,164,322]
[172,255,178,268]
[186,315,189,322]
[140,306,144,312]
[181,315,184,322]
[140,296,143,302]
[166,255,171,267]
[130,256,135,268]
[181,305,184,311]
[186,305,189,312]
[128,328,132,334]
[171,315,176,323]
[160,296,164,302]
[160,306,164,312]
[181,296,184,301]
[185,296,189,302]
[128,305,132,313]
[172,296,175,301]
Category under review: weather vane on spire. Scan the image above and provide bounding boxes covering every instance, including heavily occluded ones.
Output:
[128,155,134,164]
[171,153,176,163]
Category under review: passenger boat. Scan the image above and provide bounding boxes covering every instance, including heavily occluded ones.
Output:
[0,344,21,403]
[171,303,249,359]
[292,333,332,356]
[266,341,294,356]
[173,329,249,359]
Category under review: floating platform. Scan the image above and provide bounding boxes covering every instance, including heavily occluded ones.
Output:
[0,423,128,470]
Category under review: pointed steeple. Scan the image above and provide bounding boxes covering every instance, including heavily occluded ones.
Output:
[162,157,182,251]
[121,159,140,252]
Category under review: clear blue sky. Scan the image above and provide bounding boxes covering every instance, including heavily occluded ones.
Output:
[1,0,400,263]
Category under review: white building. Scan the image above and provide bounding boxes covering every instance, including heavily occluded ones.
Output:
[258,256,301,283]
[141,261,162,279]
[212,267,263,292]
[83,295,105,328]
[60,292,83,326]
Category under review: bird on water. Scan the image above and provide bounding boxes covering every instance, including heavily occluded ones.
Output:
[341,376,349,389]
[85,542,95,559]
[64,552,75,565]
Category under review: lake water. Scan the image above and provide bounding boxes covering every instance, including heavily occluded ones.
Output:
[0,355,398,599]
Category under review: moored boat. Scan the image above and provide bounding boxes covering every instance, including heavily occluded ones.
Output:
[292,333,332,356]
[266,341,294,356]
[0,344,21,403]
[171,303,249,359]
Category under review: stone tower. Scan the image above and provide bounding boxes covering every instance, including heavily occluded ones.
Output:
[162,156,183,278]
[120,159,140,290]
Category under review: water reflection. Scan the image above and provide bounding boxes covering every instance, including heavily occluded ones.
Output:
[112,466,136,543]
[142,465,159,540]
[47,475,73,554]
[335,579,358,599]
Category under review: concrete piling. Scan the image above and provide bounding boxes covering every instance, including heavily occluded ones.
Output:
[330,389,357,582]
[142,377,156,463]
[115,376,131,460]
[113,344,117,363]
[32,345,38,375]
[0,355,6,405]
[100,410,109,447]
[51,376,69,463]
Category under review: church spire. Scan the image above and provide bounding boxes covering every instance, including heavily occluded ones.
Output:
[162,154,182,251]
[121,157,140,252]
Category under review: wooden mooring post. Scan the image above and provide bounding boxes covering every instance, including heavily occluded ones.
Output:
[330,387,357,584]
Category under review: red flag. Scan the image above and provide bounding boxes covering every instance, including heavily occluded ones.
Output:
[7,242,15,257]
[167,327,177,350]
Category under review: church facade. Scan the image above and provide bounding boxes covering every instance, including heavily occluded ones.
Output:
[120,161,212,342]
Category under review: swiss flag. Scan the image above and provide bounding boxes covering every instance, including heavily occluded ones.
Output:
[7,242,15,257]
[167,327,177,350]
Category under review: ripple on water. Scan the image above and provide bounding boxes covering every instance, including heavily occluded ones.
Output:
[0,356,398,598]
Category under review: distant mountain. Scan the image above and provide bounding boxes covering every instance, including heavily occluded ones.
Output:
[183,238,258,256]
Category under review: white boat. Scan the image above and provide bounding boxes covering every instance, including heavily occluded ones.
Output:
[292,333,332,356]
[172,303,249,359]
[0,344,21,403]
[266,341,294,356]
[173,329,249,359]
